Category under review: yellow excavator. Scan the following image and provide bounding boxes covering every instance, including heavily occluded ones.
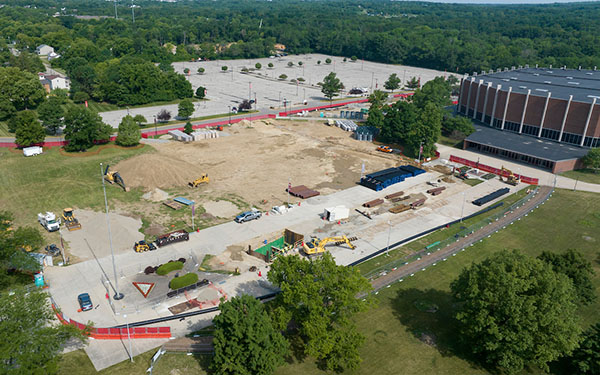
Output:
[62,208,82,231]
[188,174,210,188]
[104,164,130,192]
[302,235,358,256]
[499,166,520,186]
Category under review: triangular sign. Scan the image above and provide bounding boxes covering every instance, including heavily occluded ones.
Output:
[132,281,155,298]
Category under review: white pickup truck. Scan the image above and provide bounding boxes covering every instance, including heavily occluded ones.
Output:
[38,212,61,232]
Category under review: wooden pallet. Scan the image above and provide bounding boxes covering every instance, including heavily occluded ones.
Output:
[163,200,185,210]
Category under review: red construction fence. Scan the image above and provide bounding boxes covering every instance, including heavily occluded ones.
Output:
[449,155,539,185]
[52,303,171,340]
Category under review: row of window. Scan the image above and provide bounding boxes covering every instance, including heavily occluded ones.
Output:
[466,142,554,170]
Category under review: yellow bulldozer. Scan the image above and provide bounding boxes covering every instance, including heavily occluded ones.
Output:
[499,166,520,186]
[62,208,82,231]
[302,235,357,256]
[104,165,130,192]
[188,174,210,188]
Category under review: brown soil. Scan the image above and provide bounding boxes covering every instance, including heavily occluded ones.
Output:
[115,119,404,207]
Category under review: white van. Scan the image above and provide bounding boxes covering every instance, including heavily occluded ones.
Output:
[23,146,43,157]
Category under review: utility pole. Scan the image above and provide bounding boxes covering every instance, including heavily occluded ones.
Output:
[100,163,123,300]
[114,0,118,19]
[131,0,135,23]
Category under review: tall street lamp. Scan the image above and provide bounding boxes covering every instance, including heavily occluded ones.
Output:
[228,105,231,125]
[99,163,123,300]
[153,115,157,138]
[123,314,133,362]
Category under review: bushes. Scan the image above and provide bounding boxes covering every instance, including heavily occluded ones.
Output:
[156,260,184,275]
[169,273,198,290]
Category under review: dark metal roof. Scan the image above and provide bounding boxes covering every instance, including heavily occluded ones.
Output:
[470,67,600,104]
[465,125,589,162]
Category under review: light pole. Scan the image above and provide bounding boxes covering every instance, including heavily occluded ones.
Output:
[385,220,392,257]
[284,98,287,114]
[248,81,251,101]
[417,141,424,165]
[460,192,466,222]
[227,105,231,125]
[100,163,123,300]
[303,88,306,102]
[153,115,157,138]
[123,314,133,362]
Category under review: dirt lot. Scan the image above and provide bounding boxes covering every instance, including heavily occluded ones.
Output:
[115,119,406,232]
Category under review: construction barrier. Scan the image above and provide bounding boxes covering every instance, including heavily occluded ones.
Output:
[51,302,171,340]
[449,155,539,185]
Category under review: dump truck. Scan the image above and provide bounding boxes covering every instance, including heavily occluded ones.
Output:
[156,230,189,247]
[38,212,61,232]
[62,208,82,231]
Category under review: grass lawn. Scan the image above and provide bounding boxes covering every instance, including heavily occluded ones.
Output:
[0,144,151,227]
[437,134,464,148]
[0,122,10,137]
[462,178,483,186]
[561,168,600,185]
[58,349,158,375]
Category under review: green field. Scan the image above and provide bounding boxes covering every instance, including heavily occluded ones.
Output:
[561,168,600,185]
[0,144,151,227]
[57,188,600,374]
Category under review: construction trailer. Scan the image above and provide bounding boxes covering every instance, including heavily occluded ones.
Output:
[323,206,350,221]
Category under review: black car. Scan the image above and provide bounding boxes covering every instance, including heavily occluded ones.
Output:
[77,293,93,311]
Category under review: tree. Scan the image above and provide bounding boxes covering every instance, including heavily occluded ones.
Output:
[115,115,141,147]
[212,295,289,375]
[159,61,174,72]
[72,92,89,104]
[343,57,347,62]
[365,105,384,128]
[368,90,388,109]
[0,212,40,275]
[538,249,596,305]
[278,74,287,80]
[255,62,262,70]
[451,250,581,374]
[351,56,358,62]
[441,114,475,139]
[287,61,294,67]
[183,68,190,74]
[0,67,45,119]
[582,148,600,173]
[177,98,194,119]
[325,58,332,64]
[406,77,420,89]
[0,287,84,374]
[380,100,418,145]
[157,109,171,123]
[321,72,344,103]
[221,66,228,72]
[63,107,112,152]
[298,61,303,66]
[407,102,442,158]
[37,97,65,135]
[569,323,600,375]
[197,67,205,74]
[195,86,206,99]
[412,76,451,109]
[15,111,45,147]
[184,121,193,135]
[268,62,274,68]
[384,73,401,93]
[268,253,372,373]
[317,60,321,65]
[132,114,146,126]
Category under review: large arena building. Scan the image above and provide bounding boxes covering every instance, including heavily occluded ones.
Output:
[458,67,600,172]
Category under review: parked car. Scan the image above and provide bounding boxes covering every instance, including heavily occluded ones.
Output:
[77,293,93,311]
[234,210,262,223]
[377,145,393,153]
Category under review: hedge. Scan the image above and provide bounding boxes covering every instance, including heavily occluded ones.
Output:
[169,272,199,290]
[156,261,184,276]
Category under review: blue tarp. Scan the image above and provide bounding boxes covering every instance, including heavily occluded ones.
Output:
[174,197,194,206]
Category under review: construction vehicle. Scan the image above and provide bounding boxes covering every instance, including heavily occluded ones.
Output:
[134,240,157,253]
[103,164,130,192]
[302,235,357,256]
[62,208,82,231]
[499,166,520,186]
[37,212,61,232]
[188,174,210,188]
[377,145,393,153]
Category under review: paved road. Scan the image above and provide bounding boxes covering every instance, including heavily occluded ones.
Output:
[370,185,553,291]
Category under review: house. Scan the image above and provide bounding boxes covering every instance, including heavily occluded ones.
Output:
[36,44,54,56]
[38,73,70,92]
[47,51,61,61]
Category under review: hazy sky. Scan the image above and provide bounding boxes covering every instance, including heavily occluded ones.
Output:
[415,0,598,3]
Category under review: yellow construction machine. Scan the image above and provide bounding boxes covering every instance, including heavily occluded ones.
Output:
[62,208,82,231]
[188,174,210,187]
[104,164,130,192]
[499,166,520,186]
[302,235,358,256]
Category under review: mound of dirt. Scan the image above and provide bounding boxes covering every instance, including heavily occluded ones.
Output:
[203,200,239,218]
[115,153,204,190]
[142,188,169,202]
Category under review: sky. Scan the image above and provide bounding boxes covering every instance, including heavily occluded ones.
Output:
[414,0,598,3]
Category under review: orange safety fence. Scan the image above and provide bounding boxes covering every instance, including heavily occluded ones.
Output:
[449,155,539,185]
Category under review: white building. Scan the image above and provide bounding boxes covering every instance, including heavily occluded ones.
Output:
[36,44,54,56]
[38,73,70,92]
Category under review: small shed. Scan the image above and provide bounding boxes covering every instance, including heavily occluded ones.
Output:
[323,206,349,222]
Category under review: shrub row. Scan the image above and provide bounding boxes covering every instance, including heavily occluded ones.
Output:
[169,272,199,290]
